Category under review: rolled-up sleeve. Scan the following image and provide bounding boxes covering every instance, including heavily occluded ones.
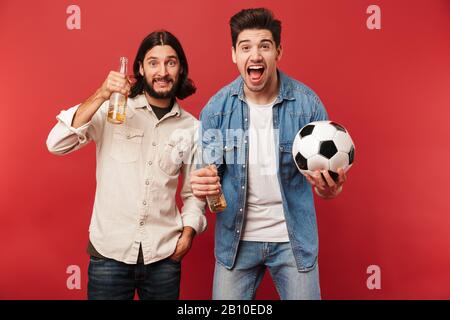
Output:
[179,121,207,234]
[46,103,105,155]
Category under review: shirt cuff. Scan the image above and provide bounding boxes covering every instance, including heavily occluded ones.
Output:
[181,211,207,235]
[56,104,92,144]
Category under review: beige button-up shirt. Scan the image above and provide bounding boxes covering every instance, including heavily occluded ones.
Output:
[46,94,206,264]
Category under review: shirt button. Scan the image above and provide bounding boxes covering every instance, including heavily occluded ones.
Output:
[240,208,243,212]
[152,142,157,146]
[243,164,246,168]
[140,221,144,226]
[148,161,152,166]
[241,186,245,189]
[126,133,131,139]
[143,200,147,206]
[236,230,240,233]
[145,180,150,185]
[245,118,248,122]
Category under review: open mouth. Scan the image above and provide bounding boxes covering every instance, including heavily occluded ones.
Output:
[247,65,265,82]
[153,78,173,87]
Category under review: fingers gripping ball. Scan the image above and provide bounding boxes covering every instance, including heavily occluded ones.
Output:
[292,121,355,182]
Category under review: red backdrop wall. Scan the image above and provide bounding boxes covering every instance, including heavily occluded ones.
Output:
[1,0,449,299]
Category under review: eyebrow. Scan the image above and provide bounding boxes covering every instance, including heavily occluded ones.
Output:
[146,55,179,61]
[237,38,274,46]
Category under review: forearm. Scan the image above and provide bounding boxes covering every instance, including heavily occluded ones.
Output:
[72,89,106,128]
[181,226,196,239]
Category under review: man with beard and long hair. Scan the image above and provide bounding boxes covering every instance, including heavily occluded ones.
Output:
[47,30,206,300]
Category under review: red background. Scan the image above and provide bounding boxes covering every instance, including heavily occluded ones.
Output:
[1,0,450,299]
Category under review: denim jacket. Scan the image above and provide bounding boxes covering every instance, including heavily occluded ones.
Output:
[199,70,328,272]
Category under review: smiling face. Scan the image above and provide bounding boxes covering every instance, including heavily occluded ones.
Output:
[232,29,282,95]
[139,45,182,99]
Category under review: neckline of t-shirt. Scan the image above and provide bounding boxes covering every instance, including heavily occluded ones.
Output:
[149,98,175,111]
[245,97,278,109]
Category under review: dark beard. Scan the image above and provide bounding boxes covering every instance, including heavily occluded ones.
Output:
[143,76,179,99]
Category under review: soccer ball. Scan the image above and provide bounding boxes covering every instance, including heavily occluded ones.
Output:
[292,120,355,182]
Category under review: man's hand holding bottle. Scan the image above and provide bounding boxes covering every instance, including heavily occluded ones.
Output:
[190,165,227,213]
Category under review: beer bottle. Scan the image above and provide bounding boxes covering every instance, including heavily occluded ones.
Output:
[205,164,227,213]
[107,57,128,124]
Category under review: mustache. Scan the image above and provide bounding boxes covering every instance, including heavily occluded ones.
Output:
[142,76,179,99]
[152,76,173,83]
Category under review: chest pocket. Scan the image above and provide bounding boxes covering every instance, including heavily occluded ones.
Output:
[110,126,144,163]
[223,138,244,180]
[158,139,187,177]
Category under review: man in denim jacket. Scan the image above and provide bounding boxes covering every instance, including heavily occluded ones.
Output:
[191,8,348,299]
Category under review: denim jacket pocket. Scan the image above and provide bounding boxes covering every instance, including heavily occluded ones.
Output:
[223,139,244,180]
[110,127,144,163]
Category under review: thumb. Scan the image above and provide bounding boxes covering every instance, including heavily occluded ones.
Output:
[208,164,218,175]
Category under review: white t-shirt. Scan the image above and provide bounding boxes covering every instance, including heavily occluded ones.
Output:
[242,98,289,242]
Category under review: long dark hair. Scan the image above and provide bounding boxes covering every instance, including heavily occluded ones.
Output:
[129,30,196,100]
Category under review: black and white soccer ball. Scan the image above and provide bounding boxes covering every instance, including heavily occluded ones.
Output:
[292,120,355,182]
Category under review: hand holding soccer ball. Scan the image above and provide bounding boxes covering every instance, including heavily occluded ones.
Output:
[292,121,355,198]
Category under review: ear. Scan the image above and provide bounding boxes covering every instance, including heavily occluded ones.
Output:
[276,44,283,62]
[231,47,237,64]
[139,62,144,77]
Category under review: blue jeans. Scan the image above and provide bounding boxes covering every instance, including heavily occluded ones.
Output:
[87,256,181,300]
[213,241,321,300]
